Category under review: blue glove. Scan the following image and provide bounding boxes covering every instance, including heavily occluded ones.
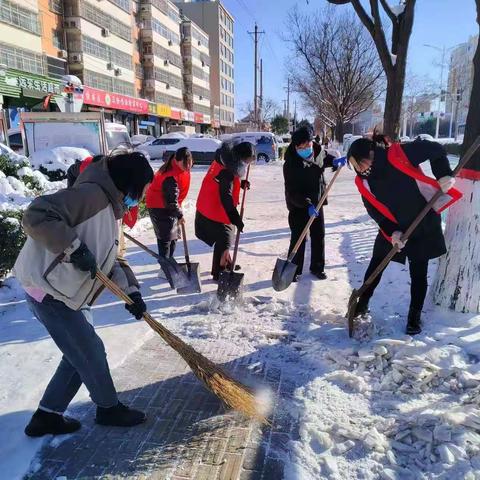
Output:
[333,156,347,168]
[308,204,319,217]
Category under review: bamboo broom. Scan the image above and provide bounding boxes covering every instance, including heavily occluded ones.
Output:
[95,271,268,424]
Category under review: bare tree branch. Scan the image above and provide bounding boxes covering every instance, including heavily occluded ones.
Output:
[379,0,397,23]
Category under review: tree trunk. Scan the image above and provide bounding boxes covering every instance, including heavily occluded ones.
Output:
[335,121,344,142]
[433,0,480,313]
[383,69,406,139]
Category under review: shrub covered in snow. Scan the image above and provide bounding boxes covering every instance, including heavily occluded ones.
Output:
[0,210,26,282]
[29,147,91,181]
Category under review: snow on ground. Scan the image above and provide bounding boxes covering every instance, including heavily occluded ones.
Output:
[1,160,480,479]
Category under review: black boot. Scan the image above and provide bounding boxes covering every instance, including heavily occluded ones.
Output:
[406,308,422,335]
[310,270,327,280]
[25,408,81,437]
[95,402,146,427]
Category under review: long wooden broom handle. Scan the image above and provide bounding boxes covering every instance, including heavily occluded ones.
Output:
[358,135,480,295]
[124,232,160,260]
[231,163,251,271]
[180,222,191,272]
[288,166,343,261]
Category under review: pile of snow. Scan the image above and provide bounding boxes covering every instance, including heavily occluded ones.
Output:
[0,143,65,212]
[29,146,91,173]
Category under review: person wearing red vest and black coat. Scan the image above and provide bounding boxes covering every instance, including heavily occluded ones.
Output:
[195,141,255,281]
[145,147,192,263]
[284,127,336,282]
[348,136,461,335]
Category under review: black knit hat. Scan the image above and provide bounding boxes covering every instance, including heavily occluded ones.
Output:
[216,140,255,175]
[291,126,314,146]
[108,152,154,200]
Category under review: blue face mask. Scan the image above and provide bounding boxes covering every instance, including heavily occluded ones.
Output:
[123,195,138,209]
[297,147,313,159]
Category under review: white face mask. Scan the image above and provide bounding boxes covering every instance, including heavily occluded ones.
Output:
[237,162,247,177]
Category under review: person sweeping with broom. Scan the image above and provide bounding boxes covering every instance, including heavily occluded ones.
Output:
[146,147,192,276]
[14,153,154,436]
[347,136,461,335]
[195,141,255,281]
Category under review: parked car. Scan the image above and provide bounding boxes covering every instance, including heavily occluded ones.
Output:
[131,134,155,147]
[400,136,411,143]
[136,136,183,160]
[415,134,435,141]
[105,123,133,153]
[230,132,279,162]
[162,138,222,165]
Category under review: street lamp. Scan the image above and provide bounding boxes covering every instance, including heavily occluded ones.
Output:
[423,44,455,139]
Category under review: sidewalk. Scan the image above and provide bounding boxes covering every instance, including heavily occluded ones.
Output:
[25,333,298,480]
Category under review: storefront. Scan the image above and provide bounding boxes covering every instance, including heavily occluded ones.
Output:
[0,68,62,128]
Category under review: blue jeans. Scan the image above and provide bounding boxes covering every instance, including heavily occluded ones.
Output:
[26,294,118,413]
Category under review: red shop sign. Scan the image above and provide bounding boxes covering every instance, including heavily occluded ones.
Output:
[170,108,182,120]
[194,112,203,124]
[83,86,149,114]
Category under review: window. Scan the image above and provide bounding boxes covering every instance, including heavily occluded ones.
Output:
[82,1,131,42]
[192,65,208,82]
[49,0,63,14]
[153,67,182,89]
[151,19,180,44]
[0,42,44,74]
[52,29,64,49]
[153,43,182,68]
[193,84,209,100]
[108,0,130,12]
[83,70,135,96]
[155,92,184,109]
[83,36,132,70]
[0,0,40,34]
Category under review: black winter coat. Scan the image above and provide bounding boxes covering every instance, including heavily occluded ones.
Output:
[283,143,334,212]
[362,140,453,263]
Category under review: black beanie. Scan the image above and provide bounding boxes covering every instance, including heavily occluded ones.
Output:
[108,152,154,199]
[291,126,314,146]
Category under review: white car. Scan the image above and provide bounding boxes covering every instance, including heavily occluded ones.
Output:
[415,134,435,141]
[131,134,155,147]
[162,137,222,165]
[135,136,183,160]
[7,127,24,154]
[342,135,363,155]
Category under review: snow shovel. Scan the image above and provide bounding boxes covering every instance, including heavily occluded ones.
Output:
[217,164,251,301]
[272,166,344,291]
[347,135,480,338]
[95,270,267,424]
[123,232,190,290]
[177,223,202,294]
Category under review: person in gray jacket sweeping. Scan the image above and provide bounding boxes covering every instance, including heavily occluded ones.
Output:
[14,152,154,437]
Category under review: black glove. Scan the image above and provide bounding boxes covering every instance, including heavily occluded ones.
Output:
[125,292,146,320]
[241,179,251,190]
[70,242,97,279]
[235,219,245,233]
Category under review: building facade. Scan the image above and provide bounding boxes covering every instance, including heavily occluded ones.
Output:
[175,0,235,129]
[447,34,478,134]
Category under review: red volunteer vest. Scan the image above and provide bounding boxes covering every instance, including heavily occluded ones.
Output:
[79,156,139,228]
[355,143,462,241]
[196,161,241,224]
[145,163,191,209]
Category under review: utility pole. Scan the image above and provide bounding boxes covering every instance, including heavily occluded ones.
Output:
[293,100,297,131]
[259,58,263,128]
[286,78,291,129]
[248,23,264,129]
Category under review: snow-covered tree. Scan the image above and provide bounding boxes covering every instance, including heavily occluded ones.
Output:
[327,0,416,138]
[432,1,480,313]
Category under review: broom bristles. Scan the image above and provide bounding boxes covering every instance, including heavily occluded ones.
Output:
[96,271,268,424]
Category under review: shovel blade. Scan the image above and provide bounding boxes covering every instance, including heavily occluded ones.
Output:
[176,262,202,294]
[346,289,360,338]
[217,271,244,302]
[159,257,190,290]
[272,258,298,292]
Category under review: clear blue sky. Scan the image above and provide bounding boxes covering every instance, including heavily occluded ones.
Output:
[223,0,478,120]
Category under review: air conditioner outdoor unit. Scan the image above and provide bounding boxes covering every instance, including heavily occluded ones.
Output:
[114,68,122,76]
[201,61,205,67]
[198,40,201,46]
[168,40,173,46]
[71,53,83,63]
[101,28,110,37]
[58,50,68,59]
[199,95,203,100]
[165,83,170,89]
[107,62,114,70]
[164,60,169,66]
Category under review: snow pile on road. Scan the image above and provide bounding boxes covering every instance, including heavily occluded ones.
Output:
[29,146,91,173]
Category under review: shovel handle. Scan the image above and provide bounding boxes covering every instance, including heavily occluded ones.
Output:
[180,222,191,274]
[231,163,251,271]
[358,135,480,296]
[124,232,160,260]
[288,166,343,261]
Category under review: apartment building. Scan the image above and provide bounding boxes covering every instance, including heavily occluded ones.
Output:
[138,0,184,110]
[180,18,210,116]
[175,0,235,129]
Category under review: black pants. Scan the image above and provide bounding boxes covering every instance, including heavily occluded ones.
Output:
[195,211,234,279]
[157,239,176,259]
[288,207,325,276]
[362,254,429,311]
